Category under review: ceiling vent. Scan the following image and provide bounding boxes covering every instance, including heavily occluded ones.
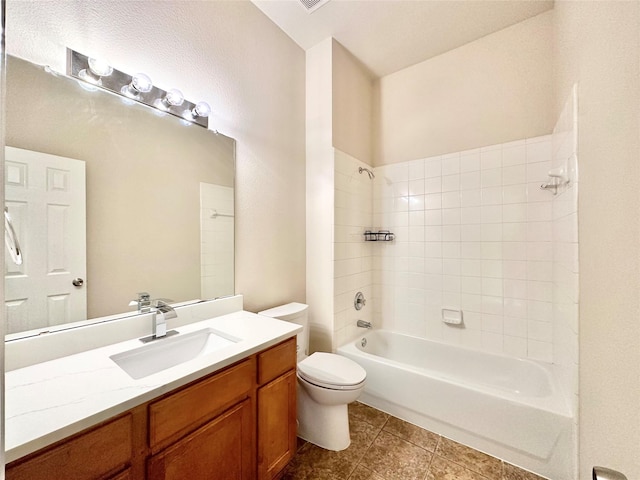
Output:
[298,0,331,14]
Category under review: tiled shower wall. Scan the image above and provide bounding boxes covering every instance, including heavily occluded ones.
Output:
[371,135,564,363]
[200,183,235,299]
[333,150,374,349]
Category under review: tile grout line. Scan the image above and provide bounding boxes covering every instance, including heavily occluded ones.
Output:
[422,434,442,480]
[354,415,391,480]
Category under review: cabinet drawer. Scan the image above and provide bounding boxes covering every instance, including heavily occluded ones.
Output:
[149,358,254,449]
[6,414,132,480]
[258,338,296,385]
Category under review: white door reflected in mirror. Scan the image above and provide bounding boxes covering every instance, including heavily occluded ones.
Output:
[4,146,87,335]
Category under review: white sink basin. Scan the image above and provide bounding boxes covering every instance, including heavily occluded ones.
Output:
[110,328,240,379]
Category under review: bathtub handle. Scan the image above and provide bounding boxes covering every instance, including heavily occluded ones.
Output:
[354,291,366,310]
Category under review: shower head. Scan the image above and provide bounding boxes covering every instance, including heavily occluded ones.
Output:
[359,167,375,179]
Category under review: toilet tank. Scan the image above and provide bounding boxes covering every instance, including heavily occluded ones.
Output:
[258,302,309,361]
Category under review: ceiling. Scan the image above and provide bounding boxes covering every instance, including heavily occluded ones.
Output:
[252,0,554,77]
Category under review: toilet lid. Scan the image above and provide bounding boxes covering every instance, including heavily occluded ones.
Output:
[298,352,366,387]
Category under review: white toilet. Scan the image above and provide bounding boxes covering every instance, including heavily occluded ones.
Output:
[259,302,366,451]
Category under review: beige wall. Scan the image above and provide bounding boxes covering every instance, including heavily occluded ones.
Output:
[553,2,640,479]
[6,1,306,314]
[332,40,375,163]
[374,10,554,165]
[306,38,335,353]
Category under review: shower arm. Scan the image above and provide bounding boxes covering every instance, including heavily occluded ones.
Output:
[358,167,375,179]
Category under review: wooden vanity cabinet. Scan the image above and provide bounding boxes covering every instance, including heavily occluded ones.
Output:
[6,337,298,480]
[257,338,298,480]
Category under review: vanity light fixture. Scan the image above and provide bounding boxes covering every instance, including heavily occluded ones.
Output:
[67,48,210,128]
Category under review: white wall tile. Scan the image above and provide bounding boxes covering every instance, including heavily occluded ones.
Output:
[442,225,461,242]
[462,276,482,294]
[442,174,460,192]
[442,153,460,175]
[461,259,482,277]
[481,186,503,205]
[503,184,527,204]
[425,177,442,194]
[481,168,502,188]
[503,165,527,185]
[504,316,528,336]
[503,203,527,223]
[503,260,527,279]
[460,151,480,173]
[409,159,425,180]
[424,157,442,178]
[442,191,461,208]
[502,145,526,166]
[481,205,502,223]
[365,131,578,368]
[481,149,502,170]
[425,210,442,226]
[460,189,481,207]
[425,193,442,210]
[482,259,503,278]
[460,171,481,190]
[409,178,426,196]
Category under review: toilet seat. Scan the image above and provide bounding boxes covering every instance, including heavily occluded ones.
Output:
[298,352,366,390]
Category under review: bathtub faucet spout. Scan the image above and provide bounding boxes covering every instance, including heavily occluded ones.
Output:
[357,320,372,329]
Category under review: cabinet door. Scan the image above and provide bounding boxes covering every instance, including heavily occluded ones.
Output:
[257,370,297,480]
[147,399,254,480]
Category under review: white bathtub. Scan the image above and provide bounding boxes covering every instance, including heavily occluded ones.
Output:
[337,330,574,479]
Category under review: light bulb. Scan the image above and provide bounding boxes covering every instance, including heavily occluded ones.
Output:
[192,101,211,118]
[162,89,184,108]
[121,73,153,98]
[88,58,113,77]
[78,57,112,85]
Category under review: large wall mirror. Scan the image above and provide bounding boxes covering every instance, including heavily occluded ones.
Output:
[5,55,235,339]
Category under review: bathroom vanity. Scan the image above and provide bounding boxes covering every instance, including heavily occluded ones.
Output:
[5,301,300,480]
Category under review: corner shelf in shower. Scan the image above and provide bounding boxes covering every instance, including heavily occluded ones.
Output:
[364,230,395,242]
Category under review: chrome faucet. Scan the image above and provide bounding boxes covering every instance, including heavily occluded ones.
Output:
[133,291,152,313]
[136,298,178,343]
[357,320,372,329]
[150,299,177,339]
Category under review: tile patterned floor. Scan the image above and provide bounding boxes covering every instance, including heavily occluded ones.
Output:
[282,402,546,480]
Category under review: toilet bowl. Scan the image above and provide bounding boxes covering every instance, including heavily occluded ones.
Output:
[258,303,366,451]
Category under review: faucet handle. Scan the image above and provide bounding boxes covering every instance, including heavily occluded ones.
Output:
[130,292,152,313]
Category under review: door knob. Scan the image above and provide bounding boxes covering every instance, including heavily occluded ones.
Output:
[72,278,84,287]
[593,467,628,480]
